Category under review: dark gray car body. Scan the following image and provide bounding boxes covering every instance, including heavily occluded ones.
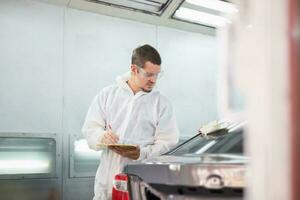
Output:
[123,122,246,200]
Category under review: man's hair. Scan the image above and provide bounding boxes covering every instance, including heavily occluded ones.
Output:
[131,44,161,68]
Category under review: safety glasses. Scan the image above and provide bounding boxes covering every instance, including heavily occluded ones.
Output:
[137,67,164,79]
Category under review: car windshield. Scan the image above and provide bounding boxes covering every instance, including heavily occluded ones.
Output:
[167,127,243,156]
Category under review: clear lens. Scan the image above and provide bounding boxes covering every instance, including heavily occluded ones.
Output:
[138,68,163,79]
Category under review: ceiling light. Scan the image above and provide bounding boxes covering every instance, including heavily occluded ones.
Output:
[174,7,231,27]
[186,0,238,14]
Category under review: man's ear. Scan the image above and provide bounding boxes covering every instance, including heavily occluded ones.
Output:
[131,64,138,75]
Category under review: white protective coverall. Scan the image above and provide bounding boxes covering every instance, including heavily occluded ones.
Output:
[82,72,179,200]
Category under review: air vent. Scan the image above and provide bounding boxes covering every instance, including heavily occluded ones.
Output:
[85,0,170,15]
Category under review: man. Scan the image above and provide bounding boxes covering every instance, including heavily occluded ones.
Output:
[82,44,179,200]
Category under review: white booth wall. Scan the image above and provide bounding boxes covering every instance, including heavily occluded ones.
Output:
[0,0,218,137]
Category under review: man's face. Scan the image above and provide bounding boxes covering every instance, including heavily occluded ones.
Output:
[131,61,161,93]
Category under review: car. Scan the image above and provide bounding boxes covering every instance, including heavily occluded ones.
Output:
[112,121,247,200]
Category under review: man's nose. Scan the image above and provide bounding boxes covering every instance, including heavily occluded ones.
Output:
[149,76,157,82]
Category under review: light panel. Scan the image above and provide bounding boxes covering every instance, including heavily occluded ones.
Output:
[0,160,50,174]
[74,139,102,159]
[174,7,231,27]
[0,137,56,176]
[71,138,103,177]
[186,0,238,14]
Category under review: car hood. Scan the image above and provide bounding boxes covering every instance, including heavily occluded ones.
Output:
[123,154,248,188]
[139,153,247,165]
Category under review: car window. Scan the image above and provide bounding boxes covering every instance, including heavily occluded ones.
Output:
[168,128,243,156]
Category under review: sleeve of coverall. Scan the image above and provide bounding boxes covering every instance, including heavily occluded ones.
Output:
[82,92,107,151]
[138,98,179,160]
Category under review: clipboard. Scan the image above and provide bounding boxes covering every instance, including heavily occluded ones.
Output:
[97,143,138,150]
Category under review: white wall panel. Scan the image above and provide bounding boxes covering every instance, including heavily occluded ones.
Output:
[0,0,64,133]
[157,26,218,136]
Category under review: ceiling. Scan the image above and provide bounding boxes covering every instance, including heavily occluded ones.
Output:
[36,0,225,35]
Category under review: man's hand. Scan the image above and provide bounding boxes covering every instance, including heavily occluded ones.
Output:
[109,146,140,160]
[100,125,119,144]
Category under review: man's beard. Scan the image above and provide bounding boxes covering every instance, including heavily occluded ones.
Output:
[141,87,152,93]
[141,82,155,93]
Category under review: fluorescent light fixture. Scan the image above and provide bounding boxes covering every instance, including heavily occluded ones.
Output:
[0,160,50,174]
[186,0,238,14]
[74,139,102,159]
[86,0,168,14]
[174,7,231,27]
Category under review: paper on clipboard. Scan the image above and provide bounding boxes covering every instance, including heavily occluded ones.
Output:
[96,143,138,150]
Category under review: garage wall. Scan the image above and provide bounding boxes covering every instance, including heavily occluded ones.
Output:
[0,0,218,136]
[0,0,219,199]
[157,26,218,136]
[0,0,64,133]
